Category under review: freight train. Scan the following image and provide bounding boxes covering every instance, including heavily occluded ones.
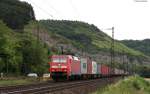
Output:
[49,55,127,81]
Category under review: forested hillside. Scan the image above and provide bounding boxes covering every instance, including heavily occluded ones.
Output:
[0,0,48,76]
[0,0,35,29]
[122,39,150,56]
[40,20,144,57]
[0,20,49,75]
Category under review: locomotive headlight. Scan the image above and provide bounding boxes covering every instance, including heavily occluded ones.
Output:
[51,66,58,68]
[61,66,67,68]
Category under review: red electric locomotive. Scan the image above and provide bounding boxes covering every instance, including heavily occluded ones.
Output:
[49,55,80,81]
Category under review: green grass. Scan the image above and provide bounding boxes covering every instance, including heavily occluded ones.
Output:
[93,76,150,94]
[0,78,39,86]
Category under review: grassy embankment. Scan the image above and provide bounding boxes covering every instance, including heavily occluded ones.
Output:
[93,76,150,94]
[0,77,41,86]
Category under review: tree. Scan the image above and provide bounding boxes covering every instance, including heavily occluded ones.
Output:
[0,0,35,29]
[0,20,22,74]
[18,31,48,75]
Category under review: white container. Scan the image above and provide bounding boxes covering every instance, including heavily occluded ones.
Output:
[97,64,101,74]
[92,61,97,74]
[114,68,119,75]
[80,58,87,74]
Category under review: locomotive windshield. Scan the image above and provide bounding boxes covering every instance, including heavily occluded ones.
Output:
[52,57,67,63]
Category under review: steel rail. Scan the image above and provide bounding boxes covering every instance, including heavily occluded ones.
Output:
[1,77,122,94]
[1,79,107,94]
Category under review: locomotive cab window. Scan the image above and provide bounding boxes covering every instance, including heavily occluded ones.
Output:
[52,58,67,63]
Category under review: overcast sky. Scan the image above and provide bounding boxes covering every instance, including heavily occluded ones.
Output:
[20,0,150,40]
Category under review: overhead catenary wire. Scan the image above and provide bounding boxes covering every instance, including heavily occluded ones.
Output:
[27,0,54,18]
[43,0,65,19]
[27,0,81,21]
[68,0,81,20]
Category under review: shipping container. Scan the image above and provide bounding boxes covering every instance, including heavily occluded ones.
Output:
[87,58,92,74]
[101,65,109,75]
[97,64,101,74]
[80,58,87,74]
[71,56,81,75]
[92,61,97,74]
[114,68,119,75]
[120,70,124,74]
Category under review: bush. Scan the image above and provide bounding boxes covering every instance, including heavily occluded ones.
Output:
[94,76,150,94]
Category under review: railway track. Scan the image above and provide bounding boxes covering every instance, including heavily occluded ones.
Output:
[0,82,49,90]
[0,80,69,93]
[0,78,119,94]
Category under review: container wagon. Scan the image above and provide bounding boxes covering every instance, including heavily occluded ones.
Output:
[101,65,110,77]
